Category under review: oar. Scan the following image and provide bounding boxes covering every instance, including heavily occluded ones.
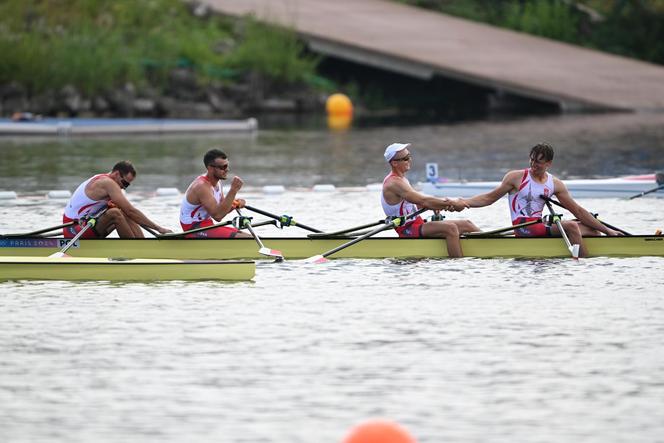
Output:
[305,208,427,264]
[236,208,283,260]
[629,172,664,199]
[463,218,542,237]
[541,196,580,259]
[541,195,631,235]
[245,205,323,233]
[49,208,108,258]
[307,219,385,238]
[1,221,76,238]
[154,220,235,238]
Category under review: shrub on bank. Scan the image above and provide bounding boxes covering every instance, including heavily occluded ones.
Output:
[0,0,321,115]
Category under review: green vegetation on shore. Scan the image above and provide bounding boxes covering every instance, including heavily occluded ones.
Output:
[396,0,664,66]
[0,0,320,96]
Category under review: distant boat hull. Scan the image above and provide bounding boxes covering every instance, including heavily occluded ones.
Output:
[419,174,661,198]
[0,118,257,136]
[0,256,255,281]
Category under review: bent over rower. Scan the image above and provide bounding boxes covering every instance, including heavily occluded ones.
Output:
[381,142,479,258]
[63,161,171,238]
[179,149,250,238]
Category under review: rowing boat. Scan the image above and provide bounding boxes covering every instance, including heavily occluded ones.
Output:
[1,236,662,259]
[0,256,255,281]
[419,173,662,198]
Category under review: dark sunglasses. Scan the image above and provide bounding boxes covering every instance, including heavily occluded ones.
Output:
[120,177,131,188]
[209,163,229,171]
[392,154,412,162]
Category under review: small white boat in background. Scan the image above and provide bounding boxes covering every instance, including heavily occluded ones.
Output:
[419,164,663,199]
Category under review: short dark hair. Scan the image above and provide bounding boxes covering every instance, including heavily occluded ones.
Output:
[112,160,136,176]
[204,149,227,167]
[530,143,554,162]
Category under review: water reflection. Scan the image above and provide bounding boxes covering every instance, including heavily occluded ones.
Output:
[0,112,662,194]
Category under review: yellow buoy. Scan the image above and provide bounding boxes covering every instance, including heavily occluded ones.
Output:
[326,93,353,117]
[327,114,352,132]
[342,419,417,443]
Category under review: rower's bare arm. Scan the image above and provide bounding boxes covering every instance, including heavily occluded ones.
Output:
[554,179,621,236]
[203,176,244,220]
[105,182,171,233]
[401,188,460,211]
[462,171,517,208]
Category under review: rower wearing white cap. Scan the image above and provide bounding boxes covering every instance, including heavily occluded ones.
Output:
[381,142,479,258]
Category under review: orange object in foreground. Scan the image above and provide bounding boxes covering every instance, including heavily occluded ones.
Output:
[342,419,416,443]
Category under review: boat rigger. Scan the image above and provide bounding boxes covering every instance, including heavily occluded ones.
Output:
[1,236,662,260]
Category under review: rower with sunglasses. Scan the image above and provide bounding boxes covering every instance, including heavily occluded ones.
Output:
[179,149,251,238]
[63,160,172,239]
[382,142,479,258]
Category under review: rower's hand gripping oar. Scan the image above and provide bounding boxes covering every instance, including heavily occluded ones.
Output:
[540,195,580,259]
[49,207,108,258]
[236,208,283,261]
[305,208,428,264]
[629,172,664,200]
[244,205,322,233]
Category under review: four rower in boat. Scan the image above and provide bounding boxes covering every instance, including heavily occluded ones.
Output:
[459,143,623,257]
[382,143,480,258]
[179,149,251,238]
[63,161,172,239]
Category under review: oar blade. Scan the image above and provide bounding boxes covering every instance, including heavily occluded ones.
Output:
[303,254,328,264]
[48,252,68,258]
[570,244,580,259]
[258,247,283,259]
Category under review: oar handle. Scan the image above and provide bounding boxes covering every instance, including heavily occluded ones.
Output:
[245,205,322,233]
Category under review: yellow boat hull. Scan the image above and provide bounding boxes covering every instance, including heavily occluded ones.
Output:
[0,256,255,281]
[1,236,663,259]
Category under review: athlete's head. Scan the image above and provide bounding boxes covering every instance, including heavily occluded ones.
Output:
[529,143,554,163]
[204,149,228,167]
[112,160,137,177]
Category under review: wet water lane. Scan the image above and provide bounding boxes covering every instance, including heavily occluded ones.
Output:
[1,113,664,443]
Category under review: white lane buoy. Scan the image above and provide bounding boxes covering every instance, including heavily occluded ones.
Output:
[0,191,18,200]
[47,190,72,199]
[365,183,383,192]
[312,184,336,192]
[155,187,180,197]
[262,185,285,195]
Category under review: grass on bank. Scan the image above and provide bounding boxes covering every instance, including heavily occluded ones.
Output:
[0,0,321,96]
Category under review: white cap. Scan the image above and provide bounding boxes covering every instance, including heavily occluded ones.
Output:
[384,142,411,162]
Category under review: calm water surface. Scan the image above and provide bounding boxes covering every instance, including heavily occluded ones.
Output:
[1,113,664,443]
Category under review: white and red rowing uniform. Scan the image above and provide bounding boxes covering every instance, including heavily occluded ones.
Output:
[381,173,425,238]
[179,175,239,238]
[62,174,111,238]
[509,168,555,237]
